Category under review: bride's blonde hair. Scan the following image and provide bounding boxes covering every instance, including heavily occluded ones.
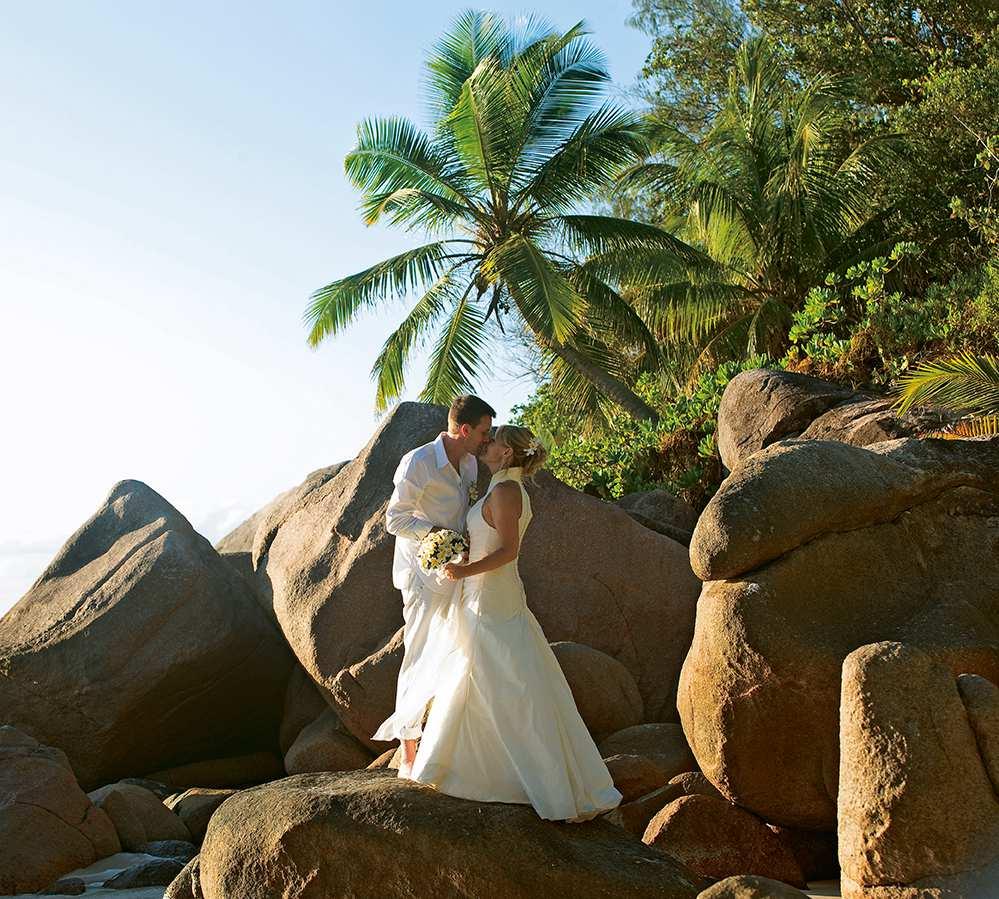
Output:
[494,425,548,478]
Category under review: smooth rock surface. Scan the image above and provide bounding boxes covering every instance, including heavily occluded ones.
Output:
[644,794,806,887]
[0,480,292,789]
[163,790,235,844]
[279,665,333,755]
[680,436,999,828]
[550,641,644,740]
[328,627,404,752]
[598,723,697,778]
[104,858,186,889]
[144,751,284,791]
[0,726,119,894]
[615,489,699,545]
[198,769,707,898]
[699,875,810,898]
[90,783,191,851]
[283,707,373,774]
[603,753,675,802]
[603,771,723,836]
[839,642,999,898]
[716,369,853,471]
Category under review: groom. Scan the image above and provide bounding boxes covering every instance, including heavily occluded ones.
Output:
[379,394,495,777]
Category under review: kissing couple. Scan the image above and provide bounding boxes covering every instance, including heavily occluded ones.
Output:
[372,394,622,823]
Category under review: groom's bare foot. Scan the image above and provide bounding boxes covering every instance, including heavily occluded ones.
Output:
[397,738,418,780]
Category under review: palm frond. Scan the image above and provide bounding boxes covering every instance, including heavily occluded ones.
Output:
[484,235,583,342]
[895,353,999,417]
[424,10,512,120]
[360,187,474,233]
[444,54,519,198]
[305,242,456,345]
[419,286,487,404]
[346,117,475,208]
[927,415,999,439]
[568,266,661,363]
[555,214,707,266]
[516,104,648,213]
[371,271,465,410]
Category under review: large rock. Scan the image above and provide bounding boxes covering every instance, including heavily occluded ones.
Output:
[598,723,697,778]
[0,480,293,789]
[215,463,349,555]
[104,857,187,888]
[839,642,999,897]
[215,463,349,622]
[260,402,700,722]
[698,876,809,898]
[521,474,699,721]
[715,368,944,471]
[679,436,999,828]
[604,771,724,836]
[0,726,120,894]
[615,489,699,545]
[89,782,191,850]
[550,642,644,740]
[254,404,447,697]
[144,750,285,791]
[603,754,675,802]
[328,627,404,752]
[643,794,806,887]
[283,708,373,774]
[164,789,236,843]
[280,665,333,755]
[165,856,202,899]
[198,768,707,897]
[717,369,854,470]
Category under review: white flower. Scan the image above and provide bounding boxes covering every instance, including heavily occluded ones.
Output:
[417,529,469,573]
[523,437,542,457]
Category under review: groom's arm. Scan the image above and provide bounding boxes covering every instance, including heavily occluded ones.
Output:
[386,454,435,540]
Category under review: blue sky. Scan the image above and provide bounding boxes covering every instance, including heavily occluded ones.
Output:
[0,1,652,614]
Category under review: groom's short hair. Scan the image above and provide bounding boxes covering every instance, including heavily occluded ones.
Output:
[449,394,496,428]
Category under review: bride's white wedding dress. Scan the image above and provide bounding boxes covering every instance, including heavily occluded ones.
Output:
[401,466,622,822]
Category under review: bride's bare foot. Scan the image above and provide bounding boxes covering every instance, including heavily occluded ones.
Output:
[397,760,413,780]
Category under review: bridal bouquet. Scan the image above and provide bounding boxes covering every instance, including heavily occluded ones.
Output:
[417,529,469,573]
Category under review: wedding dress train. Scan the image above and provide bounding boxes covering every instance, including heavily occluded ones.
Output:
[402,467,622,822]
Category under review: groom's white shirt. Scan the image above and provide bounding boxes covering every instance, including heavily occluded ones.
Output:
[387,433,478,593]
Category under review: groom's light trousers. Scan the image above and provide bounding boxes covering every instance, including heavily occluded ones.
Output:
[393,581,453,740]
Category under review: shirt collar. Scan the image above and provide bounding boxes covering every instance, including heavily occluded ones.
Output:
[433,433,453,470]
[434,432,475,479]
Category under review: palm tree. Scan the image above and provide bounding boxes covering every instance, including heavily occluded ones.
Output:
[616,36,901,378]
[305,12,699,421]
[895,352,999,435]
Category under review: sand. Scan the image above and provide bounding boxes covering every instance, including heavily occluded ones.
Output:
[0,852,173,899]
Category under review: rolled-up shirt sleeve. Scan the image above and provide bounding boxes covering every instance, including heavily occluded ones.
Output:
[386,455,435,540]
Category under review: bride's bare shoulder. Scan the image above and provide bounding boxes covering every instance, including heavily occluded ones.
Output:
[490,481,523,507]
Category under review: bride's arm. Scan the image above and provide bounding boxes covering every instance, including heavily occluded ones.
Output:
[444,483,522,579]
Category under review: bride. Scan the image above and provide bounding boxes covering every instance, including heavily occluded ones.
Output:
[389,424,622,823]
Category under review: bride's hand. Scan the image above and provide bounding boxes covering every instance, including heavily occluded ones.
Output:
[443,562,467,580]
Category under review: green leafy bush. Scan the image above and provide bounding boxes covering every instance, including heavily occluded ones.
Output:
[513,357,768,506]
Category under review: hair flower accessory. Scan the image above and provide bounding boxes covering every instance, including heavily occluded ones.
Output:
[524,437,542,457]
